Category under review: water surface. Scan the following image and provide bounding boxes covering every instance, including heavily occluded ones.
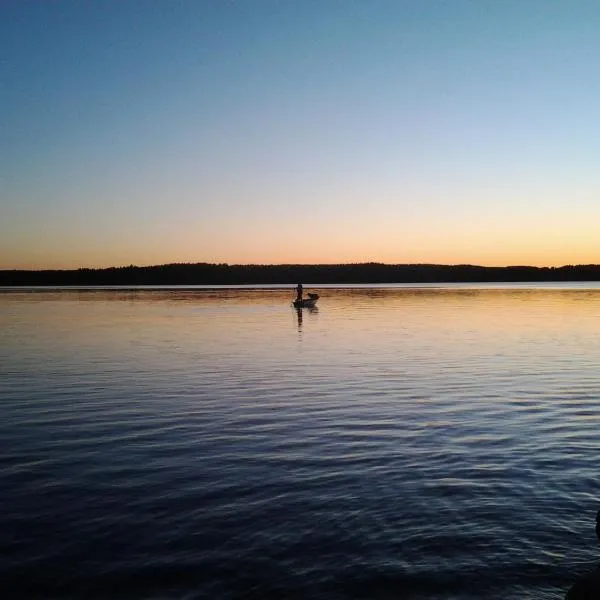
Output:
[2,286,600,599]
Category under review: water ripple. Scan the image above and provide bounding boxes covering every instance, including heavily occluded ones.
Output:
[2,287,600,598]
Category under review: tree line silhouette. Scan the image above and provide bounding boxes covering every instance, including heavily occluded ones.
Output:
[2,262,600,286]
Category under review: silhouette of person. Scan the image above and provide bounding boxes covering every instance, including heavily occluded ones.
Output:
[296,283,303,301]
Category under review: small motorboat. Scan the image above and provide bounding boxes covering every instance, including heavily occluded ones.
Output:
[293,293,319,308]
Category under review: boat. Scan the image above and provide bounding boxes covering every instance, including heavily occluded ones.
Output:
[293,293,319,308]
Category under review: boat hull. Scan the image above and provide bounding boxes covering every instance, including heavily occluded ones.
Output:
[293,298,317,308]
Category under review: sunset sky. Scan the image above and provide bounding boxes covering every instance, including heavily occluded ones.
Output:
[2,0,600,269]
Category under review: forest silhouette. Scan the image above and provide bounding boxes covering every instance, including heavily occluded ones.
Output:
[2,262,600,286]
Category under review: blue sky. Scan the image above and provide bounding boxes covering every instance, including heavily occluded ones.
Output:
[2,0,600,268]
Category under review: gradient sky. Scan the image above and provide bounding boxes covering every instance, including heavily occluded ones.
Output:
[2,0,600,269]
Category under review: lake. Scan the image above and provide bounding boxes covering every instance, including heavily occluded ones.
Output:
[2,285,600,599]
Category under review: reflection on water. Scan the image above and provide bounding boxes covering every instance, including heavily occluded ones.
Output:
[295,305,318,330]
[1,286,600,599]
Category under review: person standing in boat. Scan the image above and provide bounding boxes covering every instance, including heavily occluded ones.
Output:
[296,283,303,302]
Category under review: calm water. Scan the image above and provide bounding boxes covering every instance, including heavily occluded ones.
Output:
[2,286,600,599]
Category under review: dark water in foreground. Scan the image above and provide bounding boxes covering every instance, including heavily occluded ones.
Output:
[2,286,600,599]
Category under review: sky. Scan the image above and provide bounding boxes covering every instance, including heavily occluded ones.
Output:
[2,0,600,269]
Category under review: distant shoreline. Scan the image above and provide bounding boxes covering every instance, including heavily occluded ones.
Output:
[2,262,600,286]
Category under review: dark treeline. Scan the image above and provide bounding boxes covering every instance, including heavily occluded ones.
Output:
[2,262,600,286]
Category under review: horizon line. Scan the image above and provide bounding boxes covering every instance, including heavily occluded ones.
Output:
[3,261,600,273]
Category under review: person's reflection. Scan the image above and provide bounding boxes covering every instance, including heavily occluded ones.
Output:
[295,306,318,331]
